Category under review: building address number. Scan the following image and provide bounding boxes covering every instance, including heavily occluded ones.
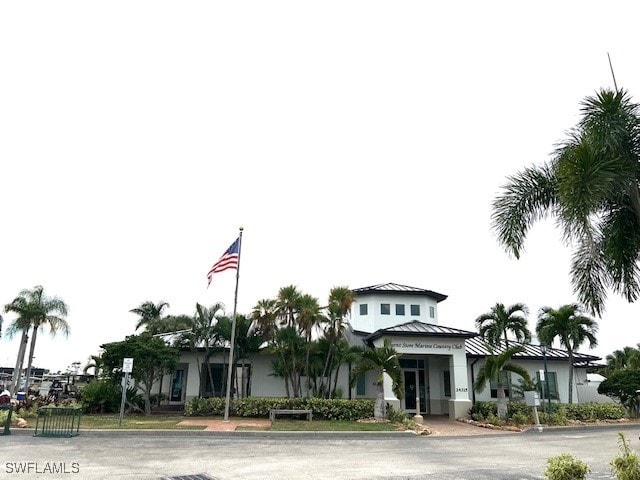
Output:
[455,387,468,393]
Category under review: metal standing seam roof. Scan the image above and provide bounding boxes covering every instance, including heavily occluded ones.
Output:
[464,336,601,363]
[364,320,478,342]
[361,321,601,365]
[352,283,448,302]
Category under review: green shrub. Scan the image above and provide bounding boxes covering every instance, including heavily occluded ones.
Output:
[469,401,497,419]
[184,397,225,416]
[544,453,590,480]
[565,403,626,421]
[385,404,408,423]
[81,380,121,413]
[610,432,640,480]
[184,397,375,420]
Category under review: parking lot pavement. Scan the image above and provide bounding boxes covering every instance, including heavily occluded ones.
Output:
[2,425,640,479]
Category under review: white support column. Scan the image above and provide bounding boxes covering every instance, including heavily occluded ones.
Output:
[448,352,472,419]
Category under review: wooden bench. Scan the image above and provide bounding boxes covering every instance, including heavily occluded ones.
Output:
[269,409,313,421]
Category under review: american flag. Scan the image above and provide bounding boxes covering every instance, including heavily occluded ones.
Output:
[207,237,240,286]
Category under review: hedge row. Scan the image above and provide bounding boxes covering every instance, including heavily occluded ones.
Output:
[470,401,626,424]
[185,397,375,421]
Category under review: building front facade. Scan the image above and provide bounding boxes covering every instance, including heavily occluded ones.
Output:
[154,282,601,417]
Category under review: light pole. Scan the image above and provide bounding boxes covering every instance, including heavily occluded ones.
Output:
[540,342,551,412]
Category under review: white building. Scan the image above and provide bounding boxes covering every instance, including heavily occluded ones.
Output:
[154,283,601,417]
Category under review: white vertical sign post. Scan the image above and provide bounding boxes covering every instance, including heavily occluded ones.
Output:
[119,358,134,427]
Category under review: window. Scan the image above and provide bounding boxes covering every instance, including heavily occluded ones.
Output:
[410,304,420,316]
[443,370,451,397]
[489,371,510,398]
[359,303,368,315]
[395,304,405,315]
[200,363,225,397]
[429,306,435,318]
[381,303,390,315]
[536,371,559,400]
[356,374,366,396]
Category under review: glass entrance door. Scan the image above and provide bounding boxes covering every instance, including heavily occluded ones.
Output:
[402,369,427,414]
[403,371,418,411]
[170,369,185,402]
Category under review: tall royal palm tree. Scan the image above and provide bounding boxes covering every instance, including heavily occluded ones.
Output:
[474,345,530,420]
[475,302,531,347]
[536,304,598,403]
[492,89,640,316]
[130,300,170,334]
[5,286,69,394]
[350,339,403,420]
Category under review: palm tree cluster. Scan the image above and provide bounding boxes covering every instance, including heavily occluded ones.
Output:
[4,285,70,395]
[492,89,640,316]
[251,285,359,399]
[474,301,598,416]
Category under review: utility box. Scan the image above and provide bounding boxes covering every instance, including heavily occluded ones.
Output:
[524,390,540,407]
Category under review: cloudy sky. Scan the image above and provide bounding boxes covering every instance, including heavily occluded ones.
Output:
[0,1,636,373]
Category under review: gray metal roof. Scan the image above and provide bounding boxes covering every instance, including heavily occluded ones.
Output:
[352,283,448,302]
[364,320,477,342]
[464,336,601,363]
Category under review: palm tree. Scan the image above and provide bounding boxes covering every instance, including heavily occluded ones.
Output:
[350,339,403,420]
[536,304,598,403]
[297,294,324,397]
[319,286,355,397]
[130,300,170,334]
[474,345,530,420]
[251,298,278,341]
[475,302,531,347]
[5,286,69,393]
[604,346,640,375]
[4,308,32,396]
[492,89,640,316]
[231,314,264,397]
[275,285,301,329]
[83,354,105,379]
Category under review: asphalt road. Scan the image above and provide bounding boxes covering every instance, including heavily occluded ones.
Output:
[2,425,639,480]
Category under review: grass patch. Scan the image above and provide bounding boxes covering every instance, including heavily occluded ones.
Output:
[265,420,399,432]
[23,414,205,430]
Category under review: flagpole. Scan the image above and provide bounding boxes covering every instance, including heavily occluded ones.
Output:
[223,226,243,422]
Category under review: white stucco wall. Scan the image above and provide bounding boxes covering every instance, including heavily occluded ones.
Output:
[351,293,440,332]
[468,358,595,405]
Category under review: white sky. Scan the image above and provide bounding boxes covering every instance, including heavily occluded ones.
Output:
[0,1,636,373]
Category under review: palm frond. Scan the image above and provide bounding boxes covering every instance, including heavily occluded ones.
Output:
[491,164,558,258]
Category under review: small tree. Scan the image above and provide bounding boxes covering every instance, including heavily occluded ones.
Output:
[474,345,530,420]
[350,339,403,420]
[598,369,640,417]
[101,332,179,414]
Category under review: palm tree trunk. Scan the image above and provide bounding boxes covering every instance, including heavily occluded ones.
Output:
[24,327,38,393]
[496,384,508,420]
[374,380,385,420]
[332,363,342,398]
[568,351,574,404]
[11,329,29,396]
